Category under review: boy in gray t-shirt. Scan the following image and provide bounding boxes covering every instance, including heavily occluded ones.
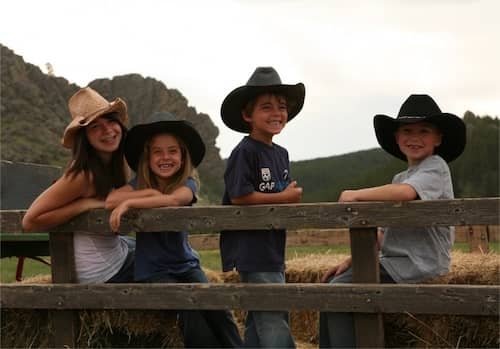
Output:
[319,94,466,348]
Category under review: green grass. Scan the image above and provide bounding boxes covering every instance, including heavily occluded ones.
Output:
[0,257,51,283]
[2,243,498,283]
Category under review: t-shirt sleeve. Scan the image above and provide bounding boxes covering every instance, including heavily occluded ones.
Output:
[402,158,447,200]
[185,177,198,205]
[224,147,255,199]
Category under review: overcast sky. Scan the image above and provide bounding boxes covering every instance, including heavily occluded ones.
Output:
[2,0,499,161]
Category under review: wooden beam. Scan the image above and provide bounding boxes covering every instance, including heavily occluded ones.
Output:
[49,232,77,348]
[2,198,498,233]
[1,283,497,316]
[467,225,489,253]
[350,227,384,348]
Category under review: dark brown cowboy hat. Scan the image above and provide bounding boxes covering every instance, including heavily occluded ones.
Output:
[125,111,205,171]
[221,67,305,133]
[374,94,466,162]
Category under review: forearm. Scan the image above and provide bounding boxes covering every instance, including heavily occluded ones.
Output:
[231,191,293,205]
[343,184,417,202]
[124,194,190,209]
[22,198,97,232]
[105,188,160,209]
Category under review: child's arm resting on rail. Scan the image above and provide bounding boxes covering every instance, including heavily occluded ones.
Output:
[231,180,303,205]
[109,185,193,232]
[105,185,163,209]
[338,183,417,202]
[22,173,103,232]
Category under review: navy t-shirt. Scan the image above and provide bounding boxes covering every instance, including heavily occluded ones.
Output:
[221,136,292,272]
[129,177,200,281]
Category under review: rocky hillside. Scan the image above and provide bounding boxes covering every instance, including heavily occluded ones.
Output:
[0,44,224,201]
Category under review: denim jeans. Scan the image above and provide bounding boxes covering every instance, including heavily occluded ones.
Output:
[106,235,136,283]
[239,271,295,348]
[319,265,395,348]
[145,267,242,348]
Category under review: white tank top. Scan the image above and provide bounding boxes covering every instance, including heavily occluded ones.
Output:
[73,232,128,283]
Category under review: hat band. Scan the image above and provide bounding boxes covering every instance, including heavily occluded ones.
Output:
[399,116,428,119]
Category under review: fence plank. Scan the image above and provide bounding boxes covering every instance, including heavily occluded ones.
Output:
[1,283,497,316]
[467,225,489,253]
[350,227,384,347]
[49,233,77,348]
[2,198,499,233]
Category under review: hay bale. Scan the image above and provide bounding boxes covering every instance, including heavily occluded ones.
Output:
[2,268,224,348]
[281,251,500,347]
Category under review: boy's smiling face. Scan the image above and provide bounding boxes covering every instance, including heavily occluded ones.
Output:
[243,93,288,144]
[395,122,442,166]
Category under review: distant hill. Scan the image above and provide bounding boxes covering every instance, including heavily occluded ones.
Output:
[0,44,224,201]
[291,112,499,201]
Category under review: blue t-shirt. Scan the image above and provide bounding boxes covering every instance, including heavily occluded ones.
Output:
[221,136,292,272]
[129,177,200,281]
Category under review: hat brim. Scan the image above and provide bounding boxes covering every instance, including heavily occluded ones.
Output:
[61,98,128,148]
[221,83,305,133]
[373,112,466,162]
[125,120,206,171]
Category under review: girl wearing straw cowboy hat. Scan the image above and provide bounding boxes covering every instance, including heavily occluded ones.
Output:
[106,111,242,348]
[320,94,466,348]
[22,87,135,284]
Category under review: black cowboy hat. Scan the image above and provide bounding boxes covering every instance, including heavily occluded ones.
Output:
[373,94,466,162]
[221,67,305,133]
[125,111,205,171]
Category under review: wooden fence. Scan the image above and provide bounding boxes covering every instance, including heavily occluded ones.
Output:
[1,197,499,348]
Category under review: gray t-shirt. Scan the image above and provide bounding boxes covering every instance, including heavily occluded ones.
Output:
[379,155,455,283]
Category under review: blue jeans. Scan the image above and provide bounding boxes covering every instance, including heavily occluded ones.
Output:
[106,235,136,283]
[239,271,295,348]
[145,267,242,348]
[319,265,395,348]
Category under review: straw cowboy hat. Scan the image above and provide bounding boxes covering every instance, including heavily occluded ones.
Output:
[125,111,206,171]
[61,87,128,148]
[221,67,305,133]
[374,94,466,162]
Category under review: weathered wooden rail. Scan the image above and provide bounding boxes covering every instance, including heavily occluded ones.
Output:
[1,198,499,348]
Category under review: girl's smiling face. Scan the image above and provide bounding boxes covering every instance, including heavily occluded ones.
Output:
[85,115,123,162]
[148,133,183,180]
[395,122,442,166]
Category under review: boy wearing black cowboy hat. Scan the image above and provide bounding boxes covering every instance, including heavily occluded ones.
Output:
[319,94,466,348]
[220,67,306,348]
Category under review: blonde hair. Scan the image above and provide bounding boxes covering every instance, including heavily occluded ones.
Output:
[136,132,199,194]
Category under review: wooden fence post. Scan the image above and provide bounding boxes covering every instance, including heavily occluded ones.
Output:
[467,225,489,253]
[350,227,384,348]
[49,232,77,348]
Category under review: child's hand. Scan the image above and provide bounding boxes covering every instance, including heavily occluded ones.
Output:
[338,190,359,202]
[283,181,303,203]
[321,257,352,283]
[109,201,130,233]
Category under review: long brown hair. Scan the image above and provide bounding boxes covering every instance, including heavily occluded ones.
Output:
[65,113,128,198]
[136,132,199,194]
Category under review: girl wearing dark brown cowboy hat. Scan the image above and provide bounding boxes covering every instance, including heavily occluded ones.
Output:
[220,67,306,348]
[22,87,135,283]
[106,111,242,348]
[319,94,466,348]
